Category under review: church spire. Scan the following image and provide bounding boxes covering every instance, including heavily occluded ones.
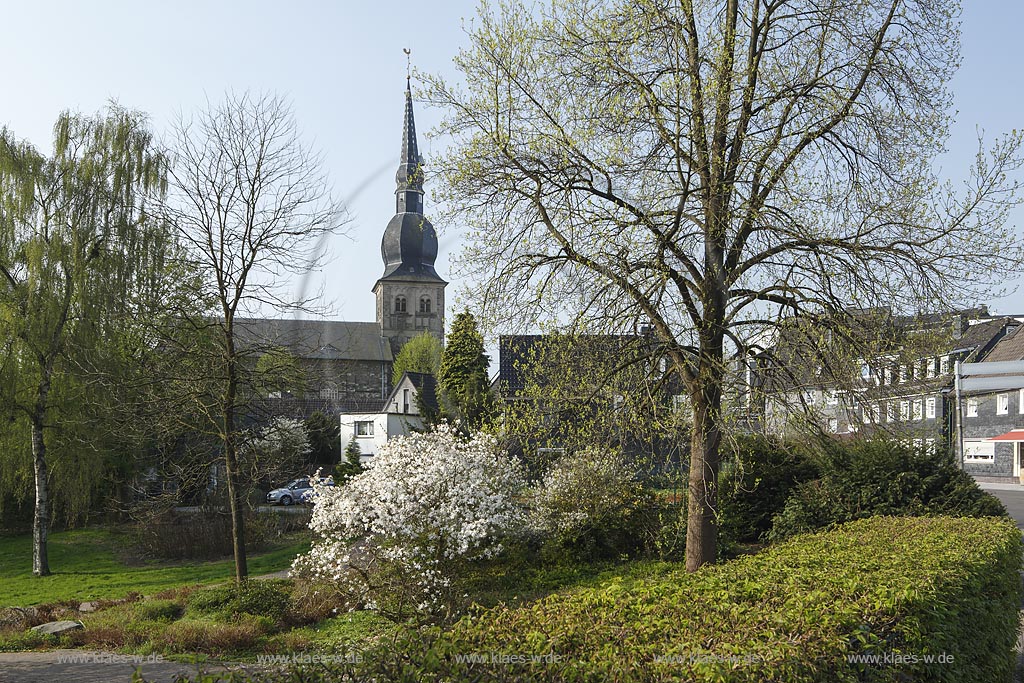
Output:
[377,68,444,284]
[395,71,423,214]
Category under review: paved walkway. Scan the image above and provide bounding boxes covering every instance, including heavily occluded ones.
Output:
[0,650,256,683]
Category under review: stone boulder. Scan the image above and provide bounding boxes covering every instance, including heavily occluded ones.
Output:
[30,620,84,635]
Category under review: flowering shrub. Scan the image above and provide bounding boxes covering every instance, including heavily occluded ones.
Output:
[293,424,525,621]
[527,449,642,539]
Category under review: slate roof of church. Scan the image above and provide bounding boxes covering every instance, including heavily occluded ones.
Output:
[234,318,393,362]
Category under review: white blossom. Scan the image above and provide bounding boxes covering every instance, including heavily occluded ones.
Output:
[294,423,525,619]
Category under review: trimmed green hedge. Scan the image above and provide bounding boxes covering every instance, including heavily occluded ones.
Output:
[769,441,1007,541]
[427,516,1023,682]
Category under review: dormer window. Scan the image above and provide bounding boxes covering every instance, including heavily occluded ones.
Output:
[419,296,432,314]
[395,296,407,313]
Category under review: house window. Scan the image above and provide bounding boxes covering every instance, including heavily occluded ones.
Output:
[828,417,839,433]
[403,389,410,414]
[966,397,978,418]
[940,356,950,375]
[963,439,995,461]
[886,402,897,422]
[394,296,407,313]
[926,358,937,379]
[860,363,871,381]
[825,390,839,406]
[355,421,374,437]
[899,365,908,383]
[926,397,936,419]
[900,401,910,421]
[419,296,431,314]
[912,399,922,421]
[998,393,1009,415]
[872,403,882,424]
[802,390,816,405]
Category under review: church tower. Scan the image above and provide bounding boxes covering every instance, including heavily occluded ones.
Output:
[373,78,447,355]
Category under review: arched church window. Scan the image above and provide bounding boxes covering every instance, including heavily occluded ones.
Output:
[419,296,431,314]
[395,296,407,313]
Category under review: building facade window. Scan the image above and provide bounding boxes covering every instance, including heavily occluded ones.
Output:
[872,403,882,423]
[912,399,923,421]
[900,401,910,421]
[419,296,431,314]
[926,358,937,379]
[998,393,1009,415]
[394,296,407,313]
[966,397,978,418]
[940,356,950,374]
[963,439,995,461]
[887,402,897,422]
[355,421,374,437]
[926,397,936,419]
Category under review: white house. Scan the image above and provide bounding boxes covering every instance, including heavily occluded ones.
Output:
[339,372,438,461]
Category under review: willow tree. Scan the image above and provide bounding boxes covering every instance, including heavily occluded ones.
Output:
[162,92,347,582]
[0,107,170,575]
[426,0,1024,570]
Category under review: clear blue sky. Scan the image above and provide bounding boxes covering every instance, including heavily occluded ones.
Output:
[3,0,1023,330]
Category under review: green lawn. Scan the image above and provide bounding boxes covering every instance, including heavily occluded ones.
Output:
[0,528,310,606]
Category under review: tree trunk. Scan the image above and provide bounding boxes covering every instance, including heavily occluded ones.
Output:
[223,355,248,583]
[686,385,722,572]
[31,380,51,577]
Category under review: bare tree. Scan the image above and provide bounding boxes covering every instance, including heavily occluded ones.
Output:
[162,92,348,581]
[425,0,1024,570]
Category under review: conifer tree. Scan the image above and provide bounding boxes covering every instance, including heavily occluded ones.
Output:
[438,312,495,432]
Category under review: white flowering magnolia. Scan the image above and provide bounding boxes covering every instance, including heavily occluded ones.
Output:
[527,449,641,537]
[294,423,525,620]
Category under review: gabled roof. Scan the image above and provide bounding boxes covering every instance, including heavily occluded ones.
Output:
[381,371,439,413]
[978,322,1024,363]
[234,318,393,362]
[949,317,1013,359]
[498,333,667,398]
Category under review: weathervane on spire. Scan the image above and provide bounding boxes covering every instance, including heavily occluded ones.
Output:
[403,48,411,84]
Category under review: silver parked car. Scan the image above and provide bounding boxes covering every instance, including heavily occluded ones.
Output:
[266,477,312,506]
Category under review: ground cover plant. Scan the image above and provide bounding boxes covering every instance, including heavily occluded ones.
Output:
[136,516,1022,682]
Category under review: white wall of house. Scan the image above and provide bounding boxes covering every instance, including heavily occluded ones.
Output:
[339,411,425,461]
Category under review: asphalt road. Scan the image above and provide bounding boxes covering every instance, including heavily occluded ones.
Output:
[984,486,1024,529]
[0,651,251,683]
